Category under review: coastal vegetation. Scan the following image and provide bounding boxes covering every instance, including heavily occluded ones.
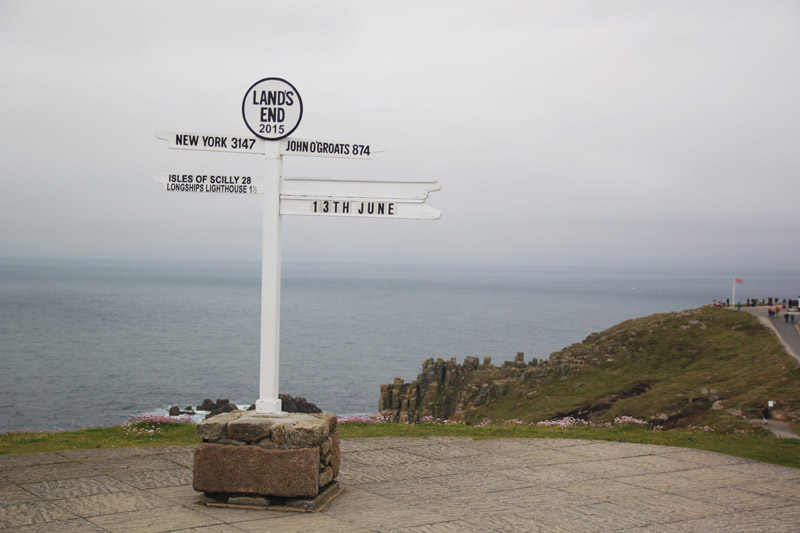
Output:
[378,307,800,433]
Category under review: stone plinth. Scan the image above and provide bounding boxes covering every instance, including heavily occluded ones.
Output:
[193,411,339,503]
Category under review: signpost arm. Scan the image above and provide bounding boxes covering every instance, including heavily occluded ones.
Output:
[256,142,283,414]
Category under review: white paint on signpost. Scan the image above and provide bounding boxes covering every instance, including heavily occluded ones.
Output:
[280,177,440,200]
[154,173,263,194]
[257,141,283,414]
[280,138,384,159]
[156,77,440,416]
[156,131,264,154]
[242,78,303,141]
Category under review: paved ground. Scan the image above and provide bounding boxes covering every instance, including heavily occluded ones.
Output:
[2,438,800,532]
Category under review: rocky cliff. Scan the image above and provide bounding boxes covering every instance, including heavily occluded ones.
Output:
[378,346,600,423]
[377,307,800,428]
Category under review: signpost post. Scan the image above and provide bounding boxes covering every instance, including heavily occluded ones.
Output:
[156,78,440,417]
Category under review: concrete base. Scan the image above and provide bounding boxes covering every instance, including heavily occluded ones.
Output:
[200,481,343,513]
[192,411,340,499]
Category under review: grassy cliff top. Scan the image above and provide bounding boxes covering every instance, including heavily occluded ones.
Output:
[475,307,800,429]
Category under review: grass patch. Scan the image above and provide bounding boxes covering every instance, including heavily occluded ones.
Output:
[0,415,198,455]
[3,419,798,469]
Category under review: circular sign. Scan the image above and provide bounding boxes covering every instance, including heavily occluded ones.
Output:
[242,77,303,141]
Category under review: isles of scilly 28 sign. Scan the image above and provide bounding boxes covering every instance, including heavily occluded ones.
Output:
[242,77,303,140]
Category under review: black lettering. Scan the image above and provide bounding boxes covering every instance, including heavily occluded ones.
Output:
[286,91,294,105]
[377,203,385,215]
[358,202,364,214]
[367,202,375,215]
[388,203,395,215]
[342,201,350,214]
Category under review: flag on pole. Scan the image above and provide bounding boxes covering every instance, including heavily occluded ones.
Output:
[735,278,744,284]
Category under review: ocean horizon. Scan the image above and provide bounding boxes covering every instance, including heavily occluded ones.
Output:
[1,258,798,432]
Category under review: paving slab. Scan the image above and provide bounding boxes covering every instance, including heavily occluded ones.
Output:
[52,490,170,518]
[0,501,78,529]
[20,476,135,500]
[86,506,222,533]
[1,437,798,531]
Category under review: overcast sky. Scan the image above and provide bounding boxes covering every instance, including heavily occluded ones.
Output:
[1,1,798,268]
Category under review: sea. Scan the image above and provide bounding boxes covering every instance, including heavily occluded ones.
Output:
[1,259,798,432]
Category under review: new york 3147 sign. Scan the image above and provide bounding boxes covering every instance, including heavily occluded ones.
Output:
[155,78,440,414]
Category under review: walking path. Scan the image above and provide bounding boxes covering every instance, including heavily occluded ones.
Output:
[741,306,800,365]
[2,438,799,532]
[750,419,800,440]
[737,307,800,439]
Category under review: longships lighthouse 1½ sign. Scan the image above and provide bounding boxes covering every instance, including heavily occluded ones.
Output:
[155,77,441,414]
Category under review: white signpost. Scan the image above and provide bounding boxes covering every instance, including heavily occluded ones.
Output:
[156,78,440,415]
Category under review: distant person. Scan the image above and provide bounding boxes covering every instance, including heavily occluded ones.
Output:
[785,313,790,323]
[762,404,771,420]
[768,307,774,318]
[776,306,781,319]
[736,301,742,310]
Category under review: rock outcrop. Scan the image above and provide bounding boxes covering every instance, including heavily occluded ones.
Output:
[378,349,604,423]
[193,395,322,420]
[203,399,239,419]
[169,405,196,416]
[278,394,322,414]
